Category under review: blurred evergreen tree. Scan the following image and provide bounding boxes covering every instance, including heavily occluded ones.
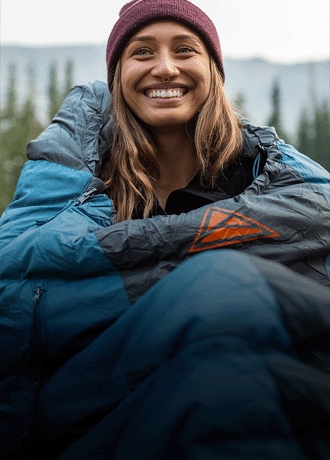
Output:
[296,100,330,171]
[48,62,62,121]
[63,60,74,99]
[48,60,75,122]
[0,63,20,213]
[313,100,330,171]
[0,64,44,214]
[1,60,75,215]
[267,79,291,142]
[3,63,18,118]
[296,106,314,157]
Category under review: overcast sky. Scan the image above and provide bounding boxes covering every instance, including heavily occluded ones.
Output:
[1,0,329,63]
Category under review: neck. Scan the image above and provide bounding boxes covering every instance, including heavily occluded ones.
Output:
[151,127,197,208]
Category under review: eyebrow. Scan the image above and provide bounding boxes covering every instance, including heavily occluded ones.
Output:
[127,34,202,46]
[128,35,154,44]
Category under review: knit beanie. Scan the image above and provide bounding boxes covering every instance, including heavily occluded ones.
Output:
[106,0,224,90]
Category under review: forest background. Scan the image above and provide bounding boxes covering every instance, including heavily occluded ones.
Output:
[0,44,329,215]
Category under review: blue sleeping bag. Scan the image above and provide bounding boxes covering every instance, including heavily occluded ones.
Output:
[1,81,330,459]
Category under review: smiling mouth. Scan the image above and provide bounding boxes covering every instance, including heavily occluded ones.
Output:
[146,88,185,99]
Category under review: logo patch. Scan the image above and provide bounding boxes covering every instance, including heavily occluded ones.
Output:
[189,207,280,253]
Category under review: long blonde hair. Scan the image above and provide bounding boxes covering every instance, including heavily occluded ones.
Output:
[101,59,243,222]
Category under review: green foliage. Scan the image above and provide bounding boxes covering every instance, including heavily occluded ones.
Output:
[4,63,18,119]
[267,79,291,143]
[48,62,62,121]
[0,63,43,213]
[297,100,330,171]
[64,61,74,100]
[265,78,329,172]
[0,60,74,215]
[48,60,74,121]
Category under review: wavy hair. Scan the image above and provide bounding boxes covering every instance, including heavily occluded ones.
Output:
[101,59,243,222]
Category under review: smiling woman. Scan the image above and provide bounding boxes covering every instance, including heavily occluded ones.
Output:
[1,1,330,459]
[119,22,211,129]
[102,1,242,220]
[109,21,215,210]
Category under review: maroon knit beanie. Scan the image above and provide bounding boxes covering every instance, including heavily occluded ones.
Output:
[106,0,224,91]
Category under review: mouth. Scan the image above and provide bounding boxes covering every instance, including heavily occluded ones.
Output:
[145,88,186,99]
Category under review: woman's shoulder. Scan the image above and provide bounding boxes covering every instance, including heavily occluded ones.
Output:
[67,80,111,114]
[26,81,111,174]
[241,119,330,183]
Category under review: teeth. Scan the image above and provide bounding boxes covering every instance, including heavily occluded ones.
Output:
[147,89,183,98]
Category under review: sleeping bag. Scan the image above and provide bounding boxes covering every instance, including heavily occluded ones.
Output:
[1,80,330,459]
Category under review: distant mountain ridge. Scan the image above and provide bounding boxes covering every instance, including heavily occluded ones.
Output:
[1,44,329,138]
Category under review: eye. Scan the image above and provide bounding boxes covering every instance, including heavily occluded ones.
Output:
[177,46,194,54]
[134,48,152,56]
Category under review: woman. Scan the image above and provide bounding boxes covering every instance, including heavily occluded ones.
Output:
[1,1,330,459]
[102,0,243,222]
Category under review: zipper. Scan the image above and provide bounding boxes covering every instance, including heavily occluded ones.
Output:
[32,287,44,303]
[21,287,44,356]
[21,287,45,449]
[36,186,100,225]
[76,187,98,205]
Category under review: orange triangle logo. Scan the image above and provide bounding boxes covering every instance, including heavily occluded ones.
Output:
[189,207,280,253]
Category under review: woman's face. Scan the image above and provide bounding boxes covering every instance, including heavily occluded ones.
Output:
[120,21,211,130]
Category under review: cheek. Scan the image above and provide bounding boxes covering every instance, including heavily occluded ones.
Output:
[197,69,211,101]
[120,85,141,119]
[193,61,211,90]
[120,61,134,86]
[120,63,144,103]
[120,71,135,107]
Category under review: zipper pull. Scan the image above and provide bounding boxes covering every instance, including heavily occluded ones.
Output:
[76,187,98,205]
[33,287,44,302]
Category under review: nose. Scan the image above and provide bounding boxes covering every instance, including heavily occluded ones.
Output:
[151,50,179,80]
